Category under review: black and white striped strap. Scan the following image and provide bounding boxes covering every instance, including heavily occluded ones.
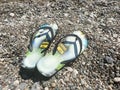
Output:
[28,26,54,52]
[52,34,82,58]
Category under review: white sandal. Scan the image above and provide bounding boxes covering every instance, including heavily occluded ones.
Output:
[22,23,58,69]
[37,31,88,77]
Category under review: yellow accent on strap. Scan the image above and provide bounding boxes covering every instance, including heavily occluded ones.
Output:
[25,50,31,56]
[80,31,85,37]
[57,43,67,54]
[79,31,84,35]
[40,42,49,49]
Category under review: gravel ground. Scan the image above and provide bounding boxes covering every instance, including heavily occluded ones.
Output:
[0,0,120,90]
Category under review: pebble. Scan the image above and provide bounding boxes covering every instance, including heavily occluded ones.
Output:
[72,69,79,78]
[24,87,29,90]
[108,85,113,90]
[104,56,114,64]
[51,83,56,88]
[68,83,74,88]
[9,13,15,17]
[64,76,69,82]
[2,85,9,90]
[90,12,97,18]
[44,87,49,90]
[4,18,9,22]
[0,85,2,90]
[19,83,27,90]
[13,80,19,86]
[63,71,69,75]
[113,34,118,38]
[117,38,120,42]
[116,70,120,77]
[44,14,48,18]
[81,79,86,86]
[82,61,86,65]
[114,77,120,82]
[59,79,66,85]
[64,13,69,17]
[21,15,27,19]
[65,20,73,25]
[31,82,40,90]
[66,67,73,72]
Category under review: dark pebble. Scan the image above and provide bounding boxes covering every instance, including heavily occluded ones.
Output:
[104,56,114,64]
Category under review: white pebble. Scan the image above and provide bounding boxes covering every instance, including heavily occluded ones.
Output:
[4,18,9,22]
[113,34,118,38]
[117,38,120,42]
[21,15,27,19]
[9,13,15,17]
[108,85,113,90]
[114,77,120,82]
[44,87,49,90]
[73,69,78,74]
[72,69,79,78]
[14,80,19,85]
[44,15,48,17]
[64,13,69,17]
[82,61,86,65]
[59,79,66,85]
[51,83,56,88]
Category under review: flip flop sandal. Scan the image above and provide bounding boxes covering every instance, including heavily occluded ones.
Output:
[21,23,58,69]
[37,31,88,77]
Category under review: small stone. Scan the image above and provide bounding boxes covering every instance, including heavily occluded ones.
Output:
[116,71,120,77]
[2,85,8,90]
[65,20,73,25]
[19,83,27,90]
[24,87,29,90]
[9,13,15,17]
[108,85,113,90]
[84,11,89,15]
[51,83,56,88]
[113,34,118,38]
[4,18,9,22]
[0,85,2,90]
[63,71,69,75]
[64,13,69,17]
[47,2,51,7]
[44,87,49,90]
[104,56,114,64]
[114,77,120,82]
[87,87,93,90]
[44,15,48,18]
[21,15,27,19]
[72,69,79,78]
[31,82,40,90]
[68,83,74,87]
[59,79,66,85]
[81,79,86,86]
[66,67,73,72]
[90,12,96,18]
[117,38,120,42]
[82,61,86,65]
[64,76,69,82]
[13,80,19,86]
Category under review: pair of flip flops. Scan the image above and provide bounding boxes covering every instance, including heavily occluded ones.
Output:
[21,23,88,77]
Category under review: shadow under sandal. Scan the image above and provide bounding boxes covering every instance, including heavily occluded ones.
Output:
[37,31,88,77]
[21,23,58,69]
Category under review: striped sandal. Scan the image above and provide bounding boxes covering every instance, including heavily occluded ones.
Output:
[22,23,58,69]
[37,31,88,77]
